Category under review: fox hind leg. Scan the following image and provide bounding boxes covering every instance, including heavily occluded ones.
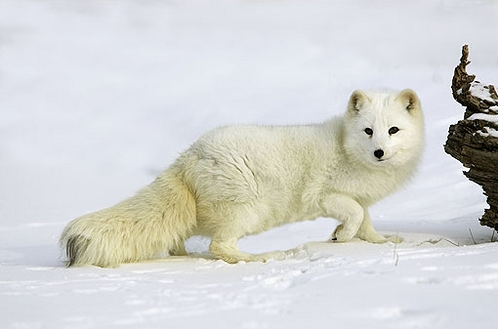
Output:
[201,202,288,263]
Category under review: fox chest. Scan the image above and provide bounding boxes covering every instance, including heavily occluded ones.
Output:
[316,166,402,206]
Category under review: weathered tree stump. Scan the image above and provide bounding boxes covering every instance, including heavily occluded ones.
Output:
[444,45,498,231]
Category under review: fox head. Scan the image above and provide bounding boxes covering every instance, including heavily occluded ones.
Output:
[342,89,424,169]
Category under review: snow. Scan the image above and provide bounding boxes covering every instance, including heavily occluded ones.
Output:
[477,127,498,138]
[468,112,498,124]
[1,0,498,328]
[470,81,498,104]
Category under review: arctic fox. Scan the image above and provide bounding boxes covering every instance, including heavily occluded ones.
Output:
[60,89,424,267]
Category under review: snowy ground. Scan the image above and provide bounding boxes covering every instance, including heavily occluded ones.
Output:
[1,0,498,328]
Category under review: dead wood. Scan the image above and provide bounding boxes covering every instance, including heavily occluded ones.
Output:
[444,45,498,230]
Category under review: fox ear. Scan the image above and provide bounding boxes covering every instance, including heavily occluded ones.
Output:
[397,89,420,113]
[348,90,370,113]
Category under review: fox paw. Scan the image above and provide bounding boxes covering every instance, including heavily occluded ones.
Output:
[384,234,403,244]
[331,224,357,242]
[251,250,289,262]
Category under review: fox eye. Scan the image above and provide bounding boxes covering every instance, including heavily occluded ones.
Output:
[364,128,373,136]
[389,127,400,135]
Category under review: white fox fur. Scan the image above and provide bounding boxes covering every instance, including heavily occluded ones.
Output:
[60,89,424,267]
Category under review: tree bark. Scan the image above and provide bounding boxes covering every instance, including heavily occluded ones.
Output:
[444,45,498,231]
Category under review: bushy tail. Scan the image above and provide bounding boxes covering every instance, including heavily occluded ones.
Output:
[60,167,196,267]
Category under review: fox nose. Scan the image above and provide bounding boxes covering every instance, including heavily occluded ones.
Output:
[374,149,384,159]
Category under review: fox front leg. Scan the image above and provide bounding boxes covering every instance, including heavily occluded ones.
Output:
[355,208,403,243]
[320,194,364,242]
